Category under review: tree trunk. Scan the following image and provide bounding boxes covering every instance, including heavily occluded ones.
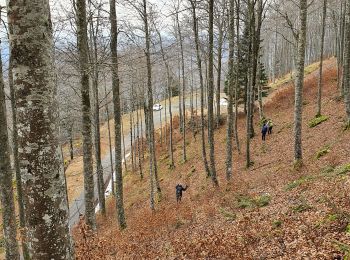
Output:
[156,27,174,168]
[136,102,143,179]
[89,13,106,216]
[344,0,350,126]
[234,0,241,154]
[189,0,211,177]
[129,104,135,172]
[294,0,308,164]
[143,0,161,209]
[208,0,219,186]
[176,13,187,162]
[0,28,20,260]
[8,0,74,257]
[226,0,235,181]
[109,0,127,229]
[7,23,29,259]
[121,107,127,171]
[104,79,115,196]
[316,0,327,117]
[216,19,224,127]
[76,0,96,229]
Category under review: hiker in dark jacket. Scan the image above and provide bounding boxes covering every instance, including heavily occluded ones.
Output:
[261,123,268,141]
[176,184,188,203]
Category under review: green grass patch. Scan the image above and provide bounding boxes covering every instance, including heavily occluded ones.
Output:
[315,146,330,159]
[272,219,282,228]
[321,165,335,175]
[236,194,271,209]
[333,241,350,259]
[308,115,329,128]
[335,163,350,175]
[219,208,236,221]
[285,176,313,191]
[291,201,311,213]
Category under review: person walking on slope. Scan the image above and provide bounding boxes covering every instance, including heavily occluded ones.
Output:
[267,119,274,135]
[261,123,268,141]
[176,184,188,203]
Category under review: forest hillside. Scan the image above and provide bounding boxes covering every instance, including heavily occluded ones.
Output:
[73,58,350,259]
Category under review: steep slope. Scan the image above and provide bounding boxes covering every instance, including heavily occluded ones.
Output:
[74,58,350,259]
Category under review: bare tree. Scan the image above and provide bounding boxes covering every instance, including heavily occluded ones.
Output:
[76,0,96,229]
[188,0,211,177]
[208,0,219,186]
[8,0,74,257]
[294,0,308,164]
[0,14,19,259]
[109,0,127,229]
[226,0,235,181]
[316,0,327,117]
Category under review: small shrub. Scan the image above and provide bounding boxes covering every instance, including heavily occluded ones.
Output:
[292,201,311,213]
[315,146,330,159]
[237,195,255,209]
[219,208,236,221]
[308,115,329,128]
[236,194,271,209]
[272,220,282,228]
[174,218,184,229]
[285,176,312,191]
[335,163,350,175]
[255,194,271,207]
[321,165,335,175]
[346,224,350,235]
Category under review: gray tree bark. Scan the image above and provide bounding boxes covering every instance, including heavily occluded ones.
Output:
[344,0,350,126]
[176,11,187,162]
[226,0,235,181]
[8,0,74,257]
[316,0,327,117]
[76,0,96,229]
[208,0,219,186]
[189,0,211,178]
[109,0,127,229]
[89,10,106,216]
[294,0,308,164]
[0,23,20,260]
[7,22,29,259]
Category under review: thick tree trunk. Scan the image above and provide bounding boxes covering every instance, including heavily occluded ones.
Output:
[189,0,211,177]
[294,0,308,164]
[109,0,127,229]
[0,29,20,260]
[8,0,74,257]
[226,0,235,181]
[208,0,219,186]
[76,0,96,229]
[316,0,327,117]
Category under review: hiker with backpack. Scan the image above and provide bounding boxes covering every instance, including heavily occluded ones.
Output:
[176,184,188,203]
[267,119,274,135]
[261,123,268,141]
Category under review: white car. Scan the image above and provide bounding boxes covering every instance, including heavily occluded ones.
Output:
[220,98,228,106]
[152,103,163,111]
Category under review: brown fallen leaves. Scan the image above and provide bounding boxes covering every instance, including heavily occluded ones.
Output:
[74,58,350,259]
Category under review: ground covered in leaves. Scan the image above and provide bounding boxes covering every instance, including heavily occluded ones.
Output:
[74,58,350,259]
